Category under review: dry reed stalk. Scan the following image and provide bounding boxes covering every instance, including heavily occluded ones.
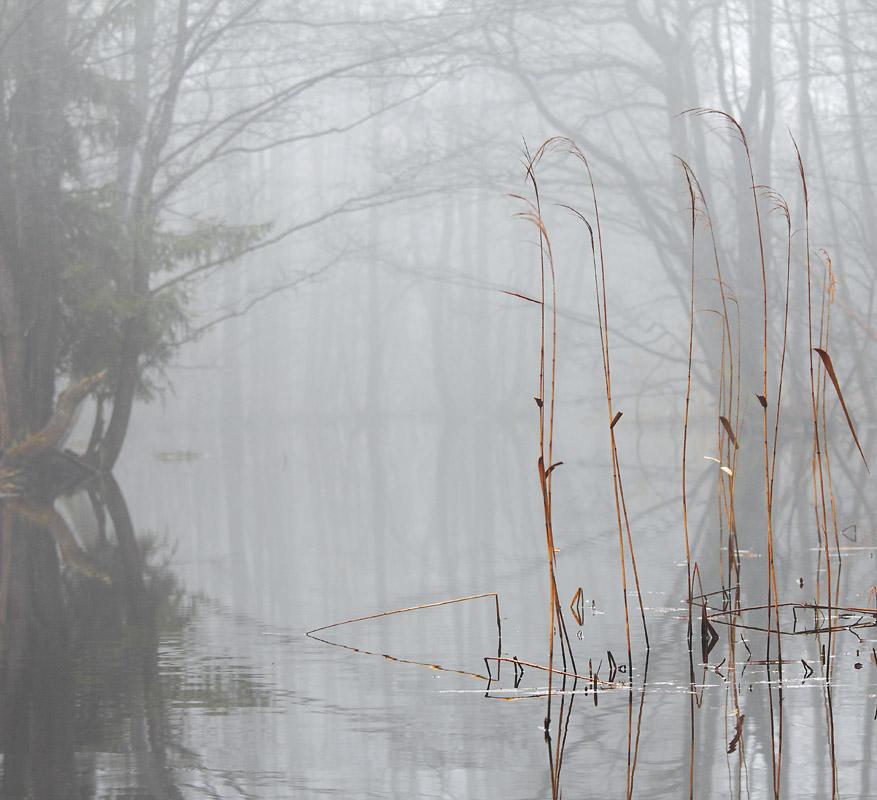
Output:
[765,189,792,510]
[794,137,832,607]
[714,292,743,590]
[513,146,577,754]
[816,254,838,688]
[676,158,698,656]
[791,139,842,797]
[735,126,785,756]
[546,138,650,660]
[514,141,655,798]
[815,252,843,799]
[676,157,743,601]
[676,161,699,623]
[674,156,743,798]
[685,109,793,796]
[703,110,786,796]
[705,601,876,635]
[763,186,794,800]
[727,294,743,582]
[812,283,843,800]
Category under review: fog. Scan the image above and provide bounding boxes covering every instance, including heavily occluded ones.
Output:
[129,1,877,425]
[1,2,876,798]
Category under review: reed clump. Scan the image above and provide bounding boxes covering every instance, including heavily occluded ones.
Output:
[513,111,869,799]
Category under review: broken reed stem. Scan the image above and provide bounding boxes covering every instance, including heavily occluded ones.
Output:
[305,593,503,682]
[485,657,623,687]
[306,593,501,635]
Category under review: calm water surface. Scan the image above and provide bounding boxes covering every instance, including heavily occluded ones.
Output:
[1,412,875,798]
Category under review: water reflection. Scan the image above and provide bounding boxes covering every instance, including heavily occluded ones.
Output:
[0,476,184,799]
[1,416,875,798]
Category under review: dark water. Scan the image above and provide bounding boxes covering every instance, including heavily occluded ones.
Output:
[1,411,875,798]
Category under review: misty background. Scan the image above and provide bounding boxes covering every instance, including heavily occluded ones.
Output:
[2,1,876,797]
[125,0,876,582]
[127,0,877,426]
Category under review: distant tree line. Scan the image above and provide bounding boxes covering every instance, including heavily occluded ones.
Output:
[3,0,876,474]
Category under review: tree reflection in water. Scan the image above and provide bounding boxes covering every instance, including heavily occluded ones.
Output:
[0,475,184,799]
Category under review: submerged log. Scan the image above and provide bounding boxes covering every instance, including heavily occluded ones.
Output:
[0,371,104,497]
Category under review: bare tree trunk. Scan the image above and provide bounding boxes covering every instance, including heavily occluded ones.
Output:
[96,0,167,469]
[95,321,143,471]
[0,0,69,442]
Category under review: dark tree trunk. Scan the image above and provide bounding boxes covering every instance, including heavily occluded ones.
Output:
[0,0,70,445]
[95,322,143,471]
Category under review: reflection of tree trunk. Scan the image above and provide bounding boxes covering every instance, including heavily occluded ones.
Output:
[0,476,183,799]
[100,473,146,609]
[6,499,109,582]
[0,509,75,800]
[0,253,25,446]
[100,473,184,800]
